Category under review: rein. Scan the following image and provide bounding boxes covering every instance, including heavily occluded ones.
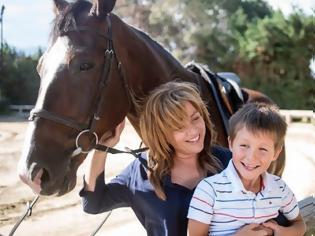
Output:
[8,195,39,236]
[8,145,149,236]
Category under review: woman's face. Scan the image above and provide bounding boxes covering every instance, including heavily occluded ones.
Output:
[166,101,206,159]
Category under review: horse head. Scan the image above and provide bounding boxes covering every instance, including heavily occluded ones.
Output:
[18,0,131,196]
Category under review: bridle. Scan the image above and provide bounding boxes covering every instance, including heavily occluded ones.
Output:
[10,13,149,236]
[29,14,131,156]
[28,11,150,176]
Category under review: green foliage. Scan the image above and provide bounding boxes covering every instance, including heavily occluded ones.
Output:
[1,1,314,109]
[116,0,315,109]
[236,11,315,109]
[0,44,41,106]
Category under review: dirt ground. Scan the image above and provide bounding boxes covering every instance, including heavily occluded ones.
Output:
[0,114,314,236]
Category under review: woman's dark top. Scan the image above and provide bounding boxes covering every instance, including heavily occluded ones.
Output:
[79,146,231,236]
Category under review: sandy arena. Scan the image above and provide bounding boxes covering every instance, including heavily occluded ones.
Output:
[0,115,314,235]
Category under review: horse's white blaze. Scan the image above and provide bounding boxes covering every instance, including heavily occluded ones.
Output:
[18,122,36,175]
[35,37,70,110]
[18,37,70,178]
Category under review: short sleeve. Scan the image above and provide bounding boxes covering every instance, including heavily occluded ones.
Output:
[187,179,216,224]
[279,181,300,220]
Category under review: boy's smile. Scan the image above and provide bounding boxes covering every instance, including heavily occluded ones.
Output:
[228,126,282,192]
[241,162,259,171]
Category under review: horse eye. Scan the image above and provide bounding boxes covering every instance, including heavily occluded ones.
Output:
[79,62,94,71]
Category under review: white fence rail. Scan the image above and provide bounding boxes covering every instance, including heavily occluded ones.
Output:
[280,110,314,124]
[9,105,34,116]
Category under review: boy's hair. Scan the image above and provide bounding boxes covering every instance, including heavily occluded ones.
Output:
[228,102,287,150]
[139,81,222,200]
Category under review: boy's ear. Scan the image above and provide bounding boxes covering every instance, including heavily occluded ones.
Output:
[228,136,232,150]
[273,145,283,161]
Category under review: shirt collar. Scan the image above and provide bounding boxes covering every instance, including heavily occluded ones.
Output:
[262,171,278,193]
[224,159,247,193]
[224,159,276,194]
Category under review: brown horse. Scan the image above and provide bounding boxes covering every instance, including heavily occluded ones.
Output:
[18,0,284,196]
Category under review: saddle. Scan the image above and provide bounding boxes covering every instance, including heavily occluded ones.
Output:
[186,62,244,135]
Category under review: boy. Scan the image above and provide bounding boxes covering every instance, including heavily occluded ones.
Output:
[187,103,306,236]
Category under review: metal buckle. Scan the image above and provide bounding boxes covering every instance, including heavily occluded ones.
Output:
[105,49,113,55]
[75,130,99,154]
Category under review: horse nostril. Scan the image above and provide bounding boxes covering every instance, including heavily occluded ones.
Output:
[41,168,50,183]
[29,165,51,186]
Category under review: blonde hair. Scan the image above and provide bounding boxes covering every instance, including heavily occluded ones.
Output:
[139,81,222,200]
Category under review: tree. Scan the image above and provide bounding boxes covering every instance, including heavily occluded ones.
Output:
[115,0,315,109]
[235,11,315,109]
[0,44,41,107]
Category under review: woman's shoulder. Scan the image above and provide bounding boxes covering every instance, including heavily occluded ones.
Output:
[110,151,149,185]
[128,152,149,178]
[211,145,232,169]
[125,151,148,168]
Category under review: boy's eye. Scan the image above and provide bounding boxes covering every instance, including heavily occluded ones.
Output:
[259,148,268,152]
[240,144,248,148]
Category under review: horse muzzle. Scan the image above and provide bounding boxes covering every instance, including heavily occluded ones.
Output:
[18,163,43,194]
[18,160,78,196]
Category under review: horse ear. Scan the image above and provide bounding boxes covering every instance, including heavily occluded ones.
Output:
[91,0,116,16]
[53,0,69,15]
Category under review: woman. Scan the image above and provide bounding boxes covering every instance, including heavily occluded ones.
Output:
[80,81,272,235]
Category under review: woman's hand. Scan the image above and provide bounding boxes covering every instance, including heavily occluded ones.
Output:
[263,215,306,236]
[234,223,273,236]
[263,220,284,236]
[84,119,126,192]
[99,119,126,148]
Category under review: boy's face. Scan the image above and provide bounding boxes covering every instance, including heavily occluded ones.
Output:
[228,126,282,190]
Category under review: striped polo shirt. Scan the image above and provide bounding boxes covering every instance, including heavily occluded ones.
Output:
[188,160,299,236]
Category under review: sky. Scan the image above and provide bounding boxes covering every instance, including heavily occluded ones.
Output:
[0,0,314,52]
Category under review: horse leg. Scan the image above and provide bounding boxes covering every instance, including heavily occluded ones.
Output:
[242,88,285,177]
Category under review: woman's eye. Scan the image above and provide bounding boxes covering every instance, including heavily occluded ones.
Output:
[175,127,184,131]
[192,115,200,121]
[80,62,94,71]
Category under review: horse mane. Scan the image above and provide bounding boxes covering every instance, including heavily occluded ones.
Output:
[50,0,183,70]
[50,0,92,44]
[131,27,183,68]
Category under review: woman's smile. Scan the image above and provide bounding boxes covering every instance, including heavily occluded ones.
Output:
[167,102,206,158]
[187,134,200,143]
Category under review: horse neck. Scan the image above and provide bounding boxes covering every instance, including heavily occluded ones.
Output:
[111,14,197,129]
[112,14,195,88]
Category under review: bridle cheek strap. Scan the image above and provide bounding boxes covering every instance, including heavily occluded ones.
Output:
[29,109,87,131]
[28,14,128,156]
